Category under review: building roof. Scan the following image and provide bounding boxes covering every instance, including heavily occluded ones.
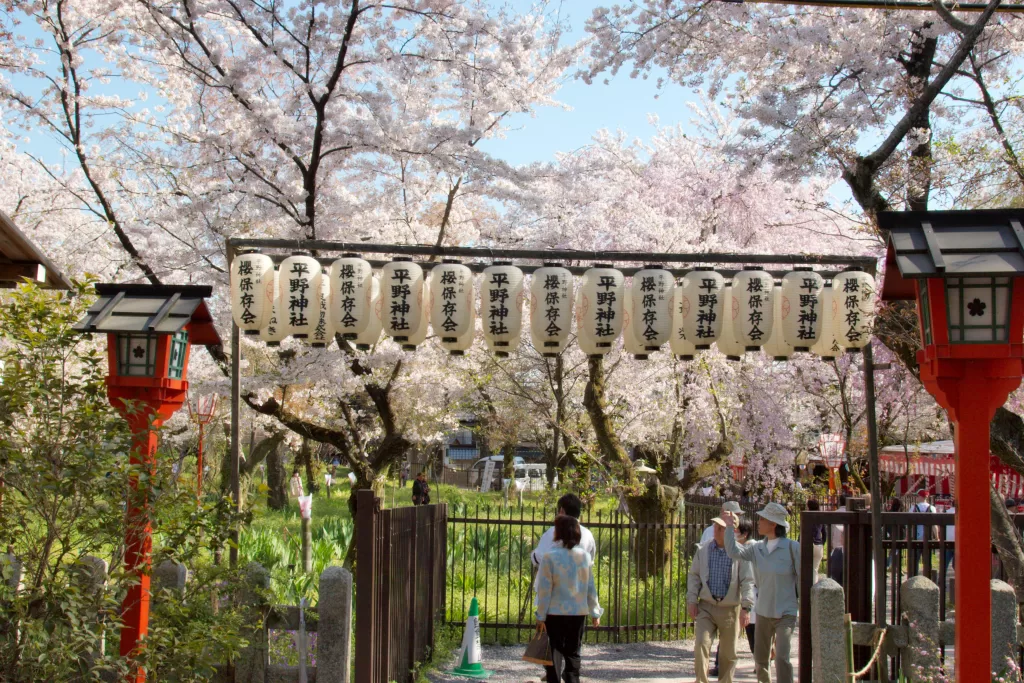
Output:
[0,210,72,290]
[73,283,221,346]
[880,440,955,455]
[880,209,1024,301]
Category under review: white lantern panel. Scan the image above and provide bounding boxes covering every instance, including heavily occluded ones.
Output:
[381,260,425,341]
[481,264,524,354]
[679,269,725,348]
[631,268,673,351]
[231,253,275,333]
[716,286,746,360]
[441,294,476,355]
[279,255,322,338]
[623,287,649,358]
[402,278,430,350]
[330,257,373,339]
[946,276,1011,343]
[781,270,824,350]
[832,270,877,349]
[354,277,383,350]
[260,269,286,346]
[762,282,793,360]
[574,288,604,356]
[669,285,696,359]
[732,269,774,349]
[308,275,334,348]
[811,284,841,359]
[529,266,573,356]
[430,262,474,342]
[579,267,625,349]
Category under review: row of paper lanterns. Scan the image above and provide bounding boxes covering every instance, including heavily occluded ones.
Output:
[230,253,876,360]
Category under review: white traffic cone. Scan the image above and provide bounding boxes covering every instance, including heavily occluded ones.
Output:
[450,596,494,679]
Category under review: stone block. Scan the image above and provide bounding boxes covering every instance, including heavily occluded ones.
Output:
[991,579,1018,677]
[811,577,846,683]
[153,560,188,595]
[317,566,352,683]
[901,575,941,678]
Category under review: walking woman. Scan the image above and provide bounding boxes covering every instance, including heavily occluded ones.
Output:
[721,503,800,683]
[535,515,603,683]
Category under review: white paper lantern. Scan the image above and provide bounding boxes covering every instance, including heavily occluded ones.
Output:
[354,277,383,350]
[308,274,334,348]
[231,252,275,334]
[781,268,825,351]
[832,268,876,350]
[680,268,726,349]
[401,277,430,351]
[762,281,793,361]
[716,285,746,361]
[578,266,625,353]
[260,267,287,347]
[441,292,476,356]
[811,283,842,360]
[529,264,573,357]
[732,268,774,350]
[381,258,425,342]
[623,287,650,359]
[279,254,322,338]
[574,288,604,357]
[329,255,373,339]
[430,261,474,342]
[631,266,673,352]
[481,262,525,357]
[670,283,696,360]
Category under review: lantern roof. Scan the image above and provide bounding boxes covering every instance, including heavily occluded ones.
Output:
[73,283,221,346]
[880,208,1024,301]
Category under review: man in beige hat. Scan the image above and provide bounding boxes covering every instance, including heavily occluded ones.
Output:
[722,502,800,683]
[701,500,742,545]
[687,515,755,683]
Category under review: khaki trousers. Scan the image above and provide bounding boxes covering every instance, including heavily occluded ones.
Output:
[695,601,740,683]
[754,614,796,683]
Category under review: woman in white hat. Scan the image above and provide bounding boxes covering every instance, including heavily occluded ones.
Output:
[721,502,800,683]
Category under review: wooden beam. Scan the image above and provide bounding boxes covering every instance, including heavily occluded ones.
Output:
[0,262,46,284]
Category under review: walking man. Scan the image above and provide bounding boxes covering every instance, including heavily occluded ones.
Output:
[531,493,597,565]
[687,516,755,683]
[910,488,936,575]
[701,500,742,545]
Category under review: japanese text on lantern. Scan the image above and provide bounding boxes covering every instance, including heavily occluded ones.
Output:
[639,275,663,342]
[596,276,617,337]
[338,264,358,329]
[315,289,328,340]
[746,277,766,341]
[237,260,257,326]
[488,272,510,335]
[543,274,566,338]
[696,278,719,339]
[288,262,310,327]
[390,268,412,331]
[440,270,460,333]
[798,278,819,341]
[843,278,861,343]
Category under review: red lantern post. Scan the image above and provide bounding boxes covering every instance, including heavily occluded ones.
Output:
[881,209,1024,680]
[74,284,220,683]
[187,393,219,497]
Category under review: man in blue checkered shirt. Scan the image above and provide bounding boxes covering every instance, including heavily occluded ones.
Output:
[687,516,755,683]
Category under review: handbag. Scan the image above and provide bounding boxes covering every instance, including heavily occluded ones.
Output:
[522,627,554,666]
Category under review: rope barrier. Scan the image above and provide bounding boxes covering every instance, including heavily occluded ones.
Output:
[846,621,891,682]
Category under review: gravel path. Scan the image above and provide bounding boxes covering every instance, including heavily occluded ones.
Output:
[428,634,797,682]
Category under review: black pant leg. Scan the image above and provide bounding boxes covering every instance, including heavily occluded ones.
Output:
[543,617,567,682]
[549,615,585,683]
[746,623,756,653]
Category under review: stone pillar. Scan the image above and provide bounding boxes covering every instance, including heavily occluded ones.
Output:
[234,562,270,683]
[901,575,941,678]
[318,566,353,683]
[1,553,22,591]
[152,560,188,596]
[811,578,846,683]
[1,553,22,665]
[991,579,1018,677]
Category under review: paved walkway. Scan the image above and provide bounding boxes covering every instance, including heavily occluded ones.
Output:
[429,631,798,682]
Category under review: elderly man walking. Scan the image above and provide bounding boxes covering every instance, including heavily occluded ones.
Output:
[701,500,742,545]
[688,516,755,683]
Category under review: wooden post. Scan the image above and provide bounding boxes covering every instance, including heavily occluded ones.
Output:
[862,344,889,682]
[354,489,379,683]
[229,320,241,570]
[844,497,871,670]
[301,516,312,574]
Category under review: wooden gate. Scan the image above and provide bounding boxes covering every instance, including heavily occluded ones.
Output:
[354,490,447,683]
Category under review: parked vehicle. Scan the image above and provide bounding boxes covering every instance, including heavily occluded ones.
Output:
[512,464,548,491]
[468,455,526,489]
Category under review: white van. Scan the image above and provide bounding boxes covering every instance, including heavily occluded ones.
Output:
[512,464,548,492]
[468,455,525,488]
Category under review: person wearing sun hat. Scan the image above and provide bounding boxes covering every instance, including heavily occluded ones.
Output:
[721,502,800,683]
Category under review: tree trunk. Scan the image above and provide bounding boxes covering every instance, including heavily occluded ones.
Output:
[266,441,288,511]
[991,484,1024,599]
[300,438,320,494]
[549,353,565,487]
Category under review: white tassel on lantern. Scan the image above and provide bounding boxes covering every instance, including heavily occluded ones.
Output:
[381,258,425,342]
[811,283,841,360]
[716,285,746,361]
[762,281,793,361]
[260,267,287,347]
[329,255,373,339]
[781,268,825,351]
[631,266,673,352]
[481,262,524,357]
[430,261,474,343]
[832,268,876,351]
[578,265,625,353]
[402,278,430,351]
[279,254,322,339]
[308,274,334,348]
[680,268,726,349]
[732,267,774,351]
[623,286,649,359]
[670,282,696,360]
[354,277,383,350]
[529,264,573,357]
[231,252,275,335]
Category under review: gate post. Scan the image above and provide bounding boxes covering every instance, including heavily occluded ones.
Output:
[845,498,871,670]
[355,489,381,683]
